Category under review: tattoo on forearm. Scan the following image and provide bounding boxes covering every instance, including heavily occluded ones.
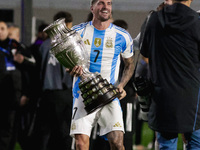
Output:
[120,56,134,88]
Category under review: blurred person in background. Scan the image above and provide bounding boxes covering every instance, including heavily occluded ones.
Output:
[139,0,200,149]
[9,23,48,150]
[31,11,73,150]
[26,23,49,131]
[0,20,33,150]
[132,1,173,149]
[8,24,20,43]
[7,23,39,150]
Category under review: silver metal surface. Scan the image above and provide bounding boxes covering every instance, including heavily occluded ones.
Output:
[44,18,90,78]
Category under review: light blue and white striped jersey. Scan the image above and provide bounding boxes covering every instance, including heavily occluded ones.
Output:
[72,21,133,100]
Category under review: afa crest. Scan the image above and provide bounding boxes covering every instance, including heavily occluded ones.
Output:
[94,38,101,47]
[105,37,113,48]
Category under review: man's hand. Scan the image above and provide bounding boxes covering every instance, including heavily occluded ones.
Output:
[66,65,83,77]
[117,85,126,100]
[20,95,29,107]
[13,53,24,64]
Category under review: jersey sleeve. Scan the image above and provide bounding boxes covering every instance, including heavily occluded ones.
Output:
[72,22,89,38]
[121,34,133,59]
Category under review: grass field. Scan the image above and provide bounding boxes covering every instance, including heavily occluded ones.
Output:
[133,122,185,150]
[14,143,21,150]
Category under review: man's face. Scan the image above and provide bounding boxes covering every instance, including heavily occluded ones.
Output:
[0,22,8,41]
[66,22,73,29]
[164,0,173,5]
[8,27,20,42]
[91,0,112,22]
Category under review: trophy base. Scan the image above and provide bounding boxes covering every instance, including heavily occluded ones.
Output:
[84,89,119,114]
[79,73,120,114]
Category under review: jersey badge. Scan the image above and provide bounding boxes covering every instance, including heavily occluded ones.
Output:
[105,37,113,48]
[94,38,101,47]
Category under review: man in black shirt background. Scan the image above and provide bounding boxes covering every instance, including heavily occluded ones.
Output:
[0,20,32,150]
[140,0,200,149]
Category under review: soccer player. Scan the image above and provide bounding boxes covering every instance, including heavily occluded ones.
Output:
[67,0,134,149]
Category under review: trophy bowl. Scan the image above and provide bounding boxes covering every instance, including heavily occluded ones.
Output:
[44,18,119,114]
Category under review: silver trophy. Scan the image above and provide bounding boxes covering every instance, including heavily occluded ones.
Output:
[44,18,119,114]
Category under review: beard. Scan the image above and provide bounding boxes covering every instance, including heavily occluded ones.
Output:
[98,14,111,22]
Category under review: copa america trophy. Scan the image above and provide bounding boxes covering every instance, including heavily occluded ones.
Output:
[44,18,119,114]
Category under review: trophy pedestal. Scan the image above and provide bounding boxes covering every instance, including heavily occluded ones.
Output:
[84,89,119,114]
[79,74,119,114]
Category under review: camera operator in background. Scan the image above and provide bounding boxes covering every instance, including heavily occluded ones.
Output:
[0,20,33,150]
[133,0,173,123]
[139,0,200,149]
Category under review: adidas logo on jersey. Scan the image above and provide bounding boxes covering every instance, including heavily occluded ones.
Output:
[84,39,90,45]
[113,122,122,128]
[71,122,76,130]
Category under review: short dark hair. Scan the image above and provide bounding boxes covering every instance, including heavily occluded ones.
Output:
[0,20,8,27]
[38,23,48,32]
[113,19,128,30]
[7,23,18,28]
[90,0,98,6]
[53,11,73,23]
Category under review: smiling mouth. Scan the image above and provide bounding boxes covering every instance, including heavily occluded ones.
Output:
[102,10,108,14]
[101,9,109,14]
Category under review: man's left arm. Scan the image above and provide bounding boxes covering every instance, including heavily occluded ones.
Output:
[118,56,134,99]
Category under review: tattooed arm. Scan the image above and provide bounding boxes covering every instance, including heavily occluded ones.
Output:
[118,55,134,100]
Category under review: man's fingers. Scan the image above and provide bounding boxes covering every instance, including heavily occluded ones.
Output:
[66,68,70,72]
[69,66,83,76]
[118,89,126,100]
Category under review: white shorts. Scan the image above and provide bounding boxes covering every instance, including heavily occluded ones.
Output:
[70,99,124,137]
